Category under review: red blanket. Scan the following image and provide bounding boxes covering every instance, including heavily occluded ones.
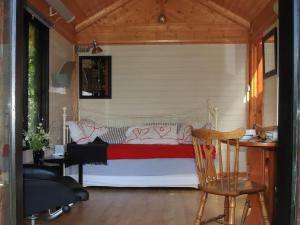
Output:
[107,144,195,160]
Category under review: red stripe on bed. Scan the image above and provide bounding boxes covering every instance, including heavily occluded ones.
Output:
[107,144,195,160]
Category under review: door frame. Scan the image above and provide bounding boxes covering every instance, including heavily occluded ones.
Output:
[276,0,299,224]
[8,0,24,223]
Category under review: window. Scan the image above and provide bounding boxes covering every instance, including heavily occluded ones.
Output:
[23,11,49,133]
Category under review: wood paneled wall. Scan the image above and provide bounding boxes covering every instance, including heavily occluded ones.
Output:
[48,30,74,144]
[248,41,263,128]
[248,1,277,127]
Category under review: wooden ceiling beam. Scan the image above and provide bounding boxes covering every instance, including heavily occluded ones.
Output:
[249,0,277,42]
[28,0,76,43]
[195,0,250,29]
[75,0,133,33]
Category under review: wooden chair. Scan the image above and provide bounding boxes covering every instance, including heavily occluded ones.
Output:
[192,128,270,225]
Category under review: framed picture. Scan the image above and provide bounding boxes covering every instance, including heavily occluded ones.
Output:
[262,28,277,79]
[79,56,112,99]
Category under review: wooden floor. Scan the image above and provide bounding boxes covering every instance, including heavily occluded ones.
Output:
[25,187,246,225]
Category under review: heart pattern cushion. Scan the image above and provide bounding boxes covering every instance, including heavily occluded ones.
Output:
[125,125,178,144]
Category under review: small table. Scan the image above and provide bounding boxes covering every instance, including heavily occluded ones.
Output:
[44,155,83,185]
[234,140,276,149]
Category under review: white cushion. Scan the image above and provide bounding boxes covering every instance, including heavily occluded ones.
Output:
[177,124,192,144]
[66,121,89,144]
[78,119,108,143]
[66,120,108,144]
[125,125,178,144]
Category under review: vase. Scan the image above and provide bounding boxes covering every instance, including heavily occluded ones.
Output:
[33,150,45,165]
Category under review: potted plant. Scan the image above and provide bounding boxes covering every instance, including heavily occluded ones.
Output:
[24,123,50,164]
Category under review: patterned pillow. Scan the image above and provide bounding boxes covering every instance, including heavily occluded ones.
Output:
[177,124,192,144]
[99,127,128,144]
[78,119,108,143]
[66,121,89,144]
[125,125,178,144]
[66,120,108,144]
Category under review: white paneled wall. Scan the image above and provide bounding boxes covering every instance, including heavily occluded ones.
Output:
[49,30,74,144]
[80,44,247,131]
[263,75,278,126]
[263,43,278,126]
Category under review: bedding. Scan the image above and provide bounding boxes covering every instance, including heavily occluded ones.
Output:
[66,120,108,144]
[100,126,128,144]
[62,102,218,188]
[66,139,108,165]
[65,142,198,188]
[125,125,178,144]
[107,144,194,159]
[66,142,194,161]
[177,124,192,144]
[66,158,199,188]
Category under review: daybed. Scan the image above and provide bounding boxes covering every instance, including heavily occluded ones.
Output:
[62,103,218,188]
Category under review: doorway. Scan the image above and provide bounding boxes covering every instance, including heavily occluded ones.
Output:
[0,0,23,224]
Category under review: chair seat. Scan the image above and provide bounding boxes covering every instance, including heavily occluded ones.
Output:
[200,179,266,196]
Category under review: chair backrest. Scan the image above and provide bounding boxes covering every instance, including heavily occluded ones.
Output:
[192,128,245,192]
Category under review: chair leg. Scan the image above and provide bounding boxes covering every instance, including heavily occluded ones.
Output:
[30,215,37,225]
[224,196,229,223]
[228,197,236,225]
[258,192,271,225]
[240,199,250,225]
[195,192,208,225]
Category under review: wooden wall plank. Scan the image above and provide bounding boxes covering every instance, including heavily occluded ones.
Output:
[211,0,271,22]
[195,0,250,28]
[62,0,120,25]
[248,41,263,127]
[75,0,133,32]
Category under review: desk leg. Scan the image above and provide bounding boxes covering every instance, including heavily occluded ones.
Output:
[246,149,264,225]
[264,151,276,223]
[78,163,83,185]
[246,148,276,225]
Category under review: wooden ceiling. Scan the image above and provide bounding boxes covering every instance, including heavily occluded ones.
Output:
[61,0,121,25]
[28,0,277,44]
[210,0,271,22]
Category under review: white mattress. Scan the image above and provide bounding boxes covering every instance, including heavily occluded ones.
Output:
[66,158,199,188]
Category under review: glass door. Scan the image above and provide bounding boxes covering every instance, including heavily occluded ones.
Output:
[0,0,22,224]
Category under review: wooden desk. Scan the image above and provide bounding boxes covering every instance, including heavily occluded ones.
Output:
[238,140,276,225]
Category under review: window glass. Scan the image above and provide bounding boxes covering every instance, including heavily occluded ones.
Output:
[23,11,49,135]
[27,22,40,133]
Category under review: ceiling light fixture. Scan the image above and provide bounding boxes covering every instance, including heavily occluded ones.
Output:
[158,0,167,24]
